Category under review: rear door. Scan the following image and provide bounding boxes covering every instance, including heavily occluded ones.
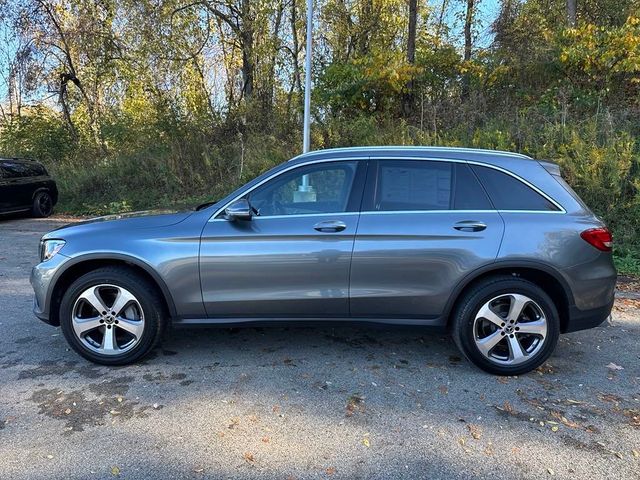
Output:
[349,159,505,320]
[0,161,32,211]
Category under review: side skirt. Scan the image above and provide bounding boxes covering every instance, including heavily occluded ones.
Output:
[171,316,448,332]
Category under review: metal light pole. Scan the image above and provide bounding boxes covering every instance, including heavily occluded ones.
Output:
[302,0,313,154]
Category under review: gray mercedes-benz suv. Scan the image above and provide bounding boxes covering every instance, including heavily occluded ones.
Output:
[31,147,616,375]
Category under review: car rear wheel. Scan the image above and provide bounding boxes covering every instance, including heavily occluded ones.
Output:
[59,267,166,365]
[452,276,560,375]
[32,191,53,217]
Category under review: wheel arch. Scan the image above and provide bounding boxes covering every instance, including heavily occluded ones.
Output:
[47,254,177,326]
[444,261,574,333]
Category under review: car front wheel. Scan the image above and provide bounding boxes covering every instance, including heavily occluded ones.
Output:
[452,276,560,376]
[59,267,166,365]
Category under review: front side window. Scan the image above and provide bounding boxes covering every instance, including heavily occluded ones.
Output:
[248,161,358,216]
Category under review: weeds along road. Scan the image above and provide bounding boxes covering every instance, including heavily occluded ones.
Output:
[1,217,639,480]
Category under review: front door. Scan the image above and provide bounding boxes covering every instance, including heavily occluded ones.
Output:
[350,159,505,319]
[199,160,366,318]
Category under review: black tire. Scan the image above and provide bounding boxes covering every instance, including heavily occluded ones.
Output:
[451,275,560,376]
[59,266,167,365]
[32,191,54,217]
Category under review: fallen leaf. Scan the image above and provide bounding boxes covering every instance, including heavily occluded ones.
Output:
[632,449,639,457]
[606,363,624,370]
[467,424,482,440]
[326,467,336,475]
[346,394,365,416]
[362,437,370,447]
[551,426,559,432]
[243,452,255,464]
[503,401,515,414]
[111,466,120,477]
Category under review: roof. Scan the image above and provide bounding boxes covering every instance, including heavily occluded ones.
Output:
[289,146,533,165]
[0,157,40,164]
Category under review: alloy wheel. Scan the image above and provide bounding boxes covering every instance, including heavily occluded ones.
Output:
[39,193,52,216]
[71,284,145,355]
[473,293,548,365]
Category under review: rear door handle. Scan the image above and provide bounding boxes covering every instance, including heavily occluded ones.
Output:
[314,220,347,232]
[454,220,487,232]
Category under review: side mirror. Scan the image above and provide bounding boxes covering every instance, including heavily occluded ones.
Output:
[225,198,253,221]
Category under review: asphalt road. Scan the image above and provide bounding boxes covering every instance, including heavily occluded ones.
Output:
[1,217,639,480]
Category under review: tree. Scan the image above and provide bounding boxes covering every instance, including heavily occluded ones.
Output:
[402,0,418,115]
[461,0,476,99]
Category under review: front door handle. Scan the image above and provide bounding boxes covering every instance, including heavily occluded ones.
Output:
[314,220,347,232]
[454,220,487,232]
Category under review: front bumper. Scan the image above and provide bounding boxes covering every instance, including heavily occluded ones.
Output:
[30,253,70,326]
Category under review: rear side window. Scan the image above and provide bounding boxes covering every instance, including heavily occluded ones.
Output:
[1,161,45,178]
[453,163,492,210]
[370,160,492,211]
[471,165,559,211]
[375,160,452,211]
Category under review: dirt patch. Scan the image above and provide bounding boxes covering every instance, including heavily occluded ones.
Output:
[30,383,149,435]
[17,361,79,380]
[143,372,188,383]
[88,376,134,396]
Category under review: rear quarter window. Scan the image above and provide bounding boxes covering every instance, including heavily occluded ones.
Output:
[471,165,559,211]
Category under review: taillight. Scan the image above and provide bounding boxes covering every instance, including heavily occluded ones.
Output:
[580,228,613,252]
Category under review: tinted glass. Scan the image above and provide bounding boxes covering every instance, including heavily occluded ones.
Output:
[249,161,357,216]
[453,163,493,210]
[1,161,45,178]
[471,165,559,211]
[375,160,452,211]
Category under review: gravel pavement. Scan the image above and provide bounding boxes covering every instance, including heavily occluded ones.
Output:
[1,217,639,480]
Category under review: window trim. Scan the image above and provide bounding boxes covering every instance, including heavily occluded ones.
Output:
[209,156,565,221]
[361,157,565,214]
[210,158,368,221]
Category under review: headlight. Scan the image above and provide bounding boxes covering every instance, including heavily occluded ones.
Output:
[40,239,66,262]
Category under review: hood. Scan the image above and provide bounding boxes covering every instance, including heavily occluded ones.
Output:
[43,209,193,239]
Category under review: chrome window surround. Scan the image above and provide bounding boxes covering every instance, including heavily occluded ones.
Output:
[209,156,566,222]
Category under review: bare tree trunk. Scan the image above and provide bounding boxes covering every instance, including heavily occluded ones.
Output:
[461,0,475,100]
[264,0,285,114]
[239,0,254,100]
[435,0,449,45]
[567,0,577,27]
[403,0,418,116]
[287,0,302,113]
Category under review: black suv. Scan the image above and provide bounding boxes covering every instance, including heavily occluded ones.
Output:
[0,158,58,217]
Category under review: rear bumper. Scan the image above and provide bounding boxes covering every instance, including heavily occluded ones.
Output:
[564,298,614,333]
